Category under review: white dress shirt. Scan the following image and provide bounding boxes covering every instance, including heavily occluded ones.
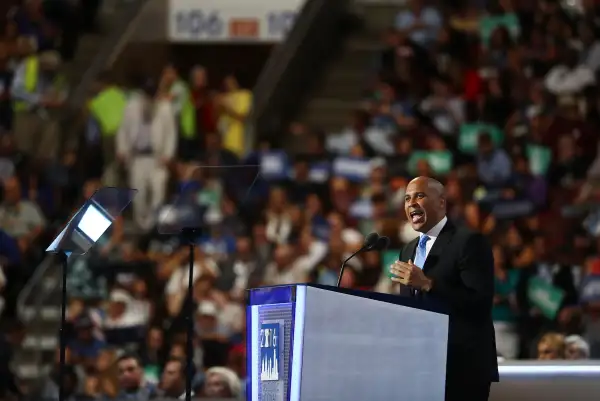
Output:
[419,215,448,259]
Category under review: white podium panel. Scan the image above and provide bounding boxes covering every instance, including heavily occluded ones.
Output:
[299,286,449,401]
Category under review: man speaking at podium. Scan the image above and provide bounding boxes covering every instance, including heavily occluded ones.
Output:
[389,176,499,401]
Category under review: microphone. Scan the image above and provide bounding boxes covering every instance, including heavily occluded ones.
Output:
[336,233,387,287]
[362,232,381,250]
[374,235,390,251]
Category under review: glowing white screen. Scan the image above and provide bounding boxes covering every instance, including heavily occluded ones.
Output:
[78,204,112,242]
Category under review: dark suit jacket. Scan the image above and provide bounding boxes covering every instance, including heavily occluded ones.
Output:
[399,220,499,385]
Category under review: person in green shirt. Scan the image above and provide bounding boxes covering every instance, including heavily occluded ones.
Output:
[479,1,521,48]
[492,245,520,359]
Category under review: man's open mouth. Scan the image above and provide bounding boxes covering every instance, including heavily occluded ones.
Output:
[409,210,425,224]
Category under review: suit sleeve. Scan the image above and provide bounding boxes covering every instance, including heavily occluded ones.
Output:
[429,232,494,319]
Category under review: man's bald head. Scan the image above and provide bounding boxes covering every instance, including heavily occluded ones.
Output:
[404,176,447,233]
[409,176,445,197]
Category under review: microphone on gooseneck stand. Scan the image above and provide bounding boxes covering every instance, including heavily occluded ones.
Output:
[336,232,386,287]
[374,235,390,251]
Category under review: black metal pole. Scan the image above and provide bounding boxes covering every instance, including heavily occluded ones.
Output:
[186,239,195,401]
[58,251,68,401]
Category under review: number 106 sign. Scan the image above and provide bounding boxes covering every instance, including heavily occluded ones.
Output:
[168,0,305,42]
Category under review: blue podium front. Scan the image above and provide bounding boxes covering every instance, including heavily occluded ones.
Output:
[246,285,306,401]
[246,284,450,401]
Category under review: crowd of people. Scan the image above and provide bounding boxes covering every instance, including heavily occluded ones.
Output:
[1,0,600,400]
[0,0,105,322]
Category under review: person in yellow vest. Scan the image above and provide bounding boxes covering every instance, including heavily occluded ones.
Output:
[217,74,252,157]
[10,50,67,161]
[88,71,128,186]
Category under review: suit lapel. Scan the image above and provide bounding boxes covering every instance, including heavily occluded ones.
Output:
[398,238,418,297]
[402,238,418,263]
[423,220,455,275]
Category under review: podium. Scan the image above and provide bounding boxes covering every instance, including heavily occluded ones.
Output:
[246,284,450,401]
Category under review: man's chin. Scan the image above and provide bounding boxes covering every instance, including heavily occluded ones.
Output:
[410,220,426,232]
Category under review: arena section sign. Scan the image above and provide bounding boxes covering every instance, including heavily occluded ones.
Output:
[168,0,306,42]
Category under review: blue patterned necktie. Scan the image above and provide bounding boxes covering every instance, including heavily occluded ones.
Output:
[414,235,430,269]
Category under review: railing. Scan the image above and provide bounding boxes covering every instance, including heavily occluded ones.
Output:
[248,0,352,148]
[16,256,57,321]
[15,254,59,385]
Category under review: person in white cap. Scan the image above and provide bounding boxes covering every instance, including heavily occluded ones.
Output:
[196,301,229,342]
[104,289,145,329]
[203,366,241,398]
[565,335,591,360]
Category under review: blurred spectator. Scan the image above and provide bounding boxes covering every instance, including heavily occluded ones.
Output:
[159,64,187,118]
[263,244,309,285]
[69,314,107,368]
[201,366,241,399]
[158,64,196,161]
[578,21,600,72]
[87,71,128,184]
[326,109,381,156]
[216,235,268,301]
[395,0,442,48]
[158,357,191,398]
[0,175,46,255]
[94,348,119,398]
[115,353,158,400]
[545,47,595,96]
[536,332,566,360]
[264,187,293,244]
[476,132,512,188]
[36,348,85,401]
[104,289,147,330]
[420,75,465,136]
[190,65,217,148]
[565,334,590,360]
[41,365,79,401]
[493,246,520,359]
[139,327,166,384]
[216,73,252,157]
[116,77,176,231]
[580,256,600,357]
[164,248,219,318]
[548,134,588,187]
[10,49,66,161]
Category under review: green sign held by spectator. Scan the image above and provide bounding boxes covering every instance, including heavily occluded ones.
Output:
[526,145,552,176]
[527,276,565,320]
[458,123,504,154]
[408,150,454,175]
[480,13,521,47]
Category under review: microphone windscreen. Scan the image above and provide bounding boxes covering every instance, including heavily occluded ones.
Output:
[375,236,390,250]
[363,232,380,248]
